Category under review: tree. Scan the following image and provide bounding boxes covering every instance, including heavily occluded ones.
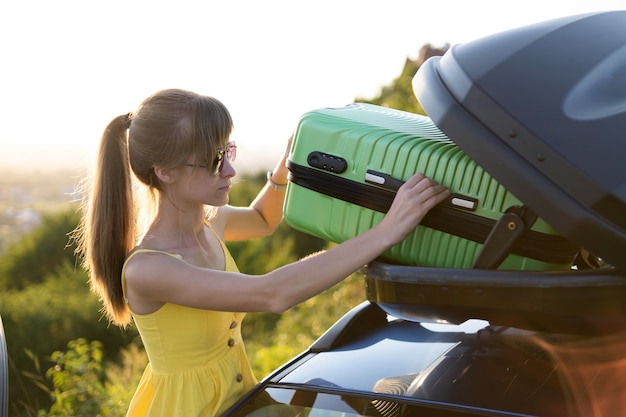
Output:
[0,209,81,291]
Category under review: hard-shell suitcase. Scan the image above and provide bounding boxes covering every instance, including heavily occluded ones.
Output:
[413,11,626,271]
[284,103,578,270]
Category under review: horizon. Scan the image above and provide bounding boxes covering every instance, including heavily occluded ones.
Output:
[1,1,624,177]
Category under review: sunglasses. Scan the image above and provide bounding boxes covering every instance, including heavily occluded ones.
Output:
[185,141,237,176]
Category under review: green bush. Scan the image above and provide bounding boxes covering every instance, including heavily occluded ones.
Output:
[2,264,138,415]
[0,210,138,415]
[38,338,146,417]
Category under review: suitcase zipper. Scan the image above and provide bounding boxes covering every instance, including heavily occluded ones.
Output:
[288,161,579,265]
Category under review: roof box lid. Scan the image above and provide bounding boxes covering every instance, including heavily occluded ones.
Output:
[413,11,626,271]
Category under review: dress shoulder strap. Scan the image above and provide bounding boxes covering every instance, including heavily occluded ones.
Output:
[205,223,240,273]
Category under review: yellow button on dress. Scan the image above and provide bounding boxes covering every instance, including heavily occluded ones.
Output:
[121,235,257,417]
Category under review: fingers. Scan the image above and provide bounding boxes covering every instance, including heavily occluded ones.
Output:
[399,173,449,203]
[390,173,449,221]
[400,172,428,188]
[376,173,449,245]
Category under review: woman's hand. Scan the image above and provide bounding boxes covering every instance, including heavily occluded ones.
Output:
[378,173,449,245]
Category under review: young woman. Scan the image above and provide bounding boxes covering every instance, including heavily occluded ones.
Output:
[76,88,449,417]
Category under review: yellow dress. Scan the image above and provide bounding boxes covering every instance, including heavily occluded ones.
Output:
[121,233,257,417]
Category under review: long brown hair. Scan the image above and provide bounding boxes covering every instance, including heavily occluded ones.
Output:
[74,89,233,327]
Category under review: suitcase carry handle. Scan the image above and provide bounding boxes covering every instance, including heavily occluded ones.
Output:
[365,170,478,212]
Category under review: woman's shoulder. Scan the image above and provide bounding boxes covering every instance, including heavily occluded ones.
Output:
[122,248,187,313]
[122,248,188,299]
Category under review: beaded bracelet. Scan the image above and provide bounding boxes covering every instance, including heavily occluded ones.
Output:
[267,170,288,190]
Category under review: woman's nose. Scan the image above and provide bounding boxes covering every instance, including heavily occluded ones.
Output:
[221,157,236,177]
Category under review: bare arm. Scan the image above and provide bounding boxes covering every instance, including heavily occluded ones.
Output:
[125,173,449,314]
[221,135,292,241]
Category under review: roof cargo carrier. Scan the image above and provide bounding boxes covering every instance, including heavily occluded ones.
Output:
[413,11,626,272]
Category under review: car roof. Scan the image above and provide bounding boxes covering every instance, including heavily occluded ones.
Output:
[258,301,626,417]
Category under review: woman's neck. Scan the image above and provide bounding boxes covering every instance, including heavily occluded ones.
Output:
[143,199,207,249]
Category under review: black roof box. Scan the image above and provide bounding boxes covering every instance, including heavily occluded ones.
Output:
[362,260,626,335]
[413,11,626,271]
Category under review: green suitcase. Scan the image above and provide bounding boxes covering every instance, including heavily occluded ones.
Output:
[284,103,579,270]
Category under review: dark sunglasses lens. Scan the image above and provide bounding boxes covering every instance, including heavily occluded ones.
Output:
[210,150,225,175]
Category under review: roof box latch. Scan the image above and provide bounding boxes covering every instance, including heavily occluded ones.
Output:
[472,206,538,269]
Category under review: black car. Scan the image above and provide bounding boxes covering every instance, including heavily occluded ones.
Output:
[223,262,626,417]
[224,11,626,417]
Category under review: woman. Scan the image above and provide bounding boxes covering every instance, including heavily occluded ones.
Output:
[76,88,449,417]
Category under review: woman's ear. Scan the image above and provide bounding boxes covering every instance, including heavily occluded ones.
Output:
[153,166,176,184]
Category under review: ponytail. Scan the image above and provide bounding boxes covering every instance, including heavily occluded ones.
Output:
[75,113,135,327]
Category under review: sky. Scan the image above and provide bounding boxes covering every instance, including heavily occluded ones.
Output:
[1,0,624,176]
